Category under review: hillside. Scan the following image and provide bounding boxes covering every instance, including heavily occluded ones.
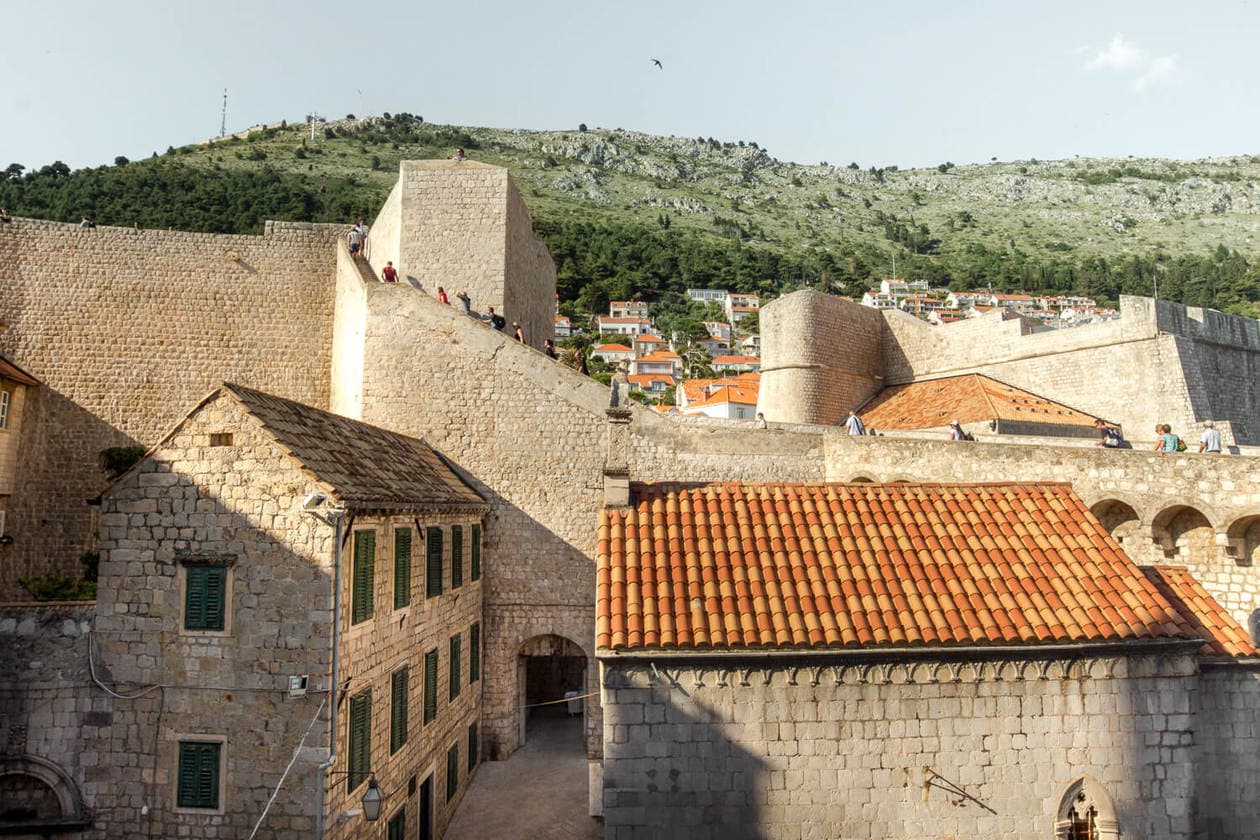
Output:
[3,114,1260,316]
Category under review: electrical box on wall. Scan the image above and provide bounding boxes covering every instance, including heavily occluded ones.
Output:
[287,675,309,698]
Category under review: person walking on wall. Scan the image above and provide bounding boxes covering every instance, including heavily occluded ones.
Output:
[1094,418,1124,448]
[1154,424,1182,453]
[845,410,866,436]
[948,420,971,441]
[755,412,768,429]
[452,148,468,161]
[486,307,506,331]
[513,322,525,343]
[355,220,368,257]
[437,287,450,305]
[381,261,398,283]
[455,290,471,314]
[1199,421,1223,454]
[347,225,364,259]
[543,339,557,359]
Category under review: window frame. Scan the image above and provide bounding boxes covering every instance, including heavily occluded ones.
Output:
[451,525,463,589]
[387,807,406,840]
[390,666,409,754]
[0,389,9,430]
[351,529,376,626]
[423,648,439,724]
[173,736,225,814]
[425,527,444,599]
[449,633,461,701]
[446,742,459,802]
[469,622,480,683]
[347,689,372,793]
[471,523,481,581]
[393,526,412,610]
[467,722,479,773]
[179,560,232,636]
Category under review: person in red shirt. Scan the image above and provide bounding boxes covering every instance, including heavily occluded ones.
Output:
[381,261,398,283]
[437,286,450,304]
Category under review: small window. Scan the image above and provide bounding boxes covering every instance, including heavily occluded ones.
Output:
[208,432,233,447]
[469,622,480,683]
[176,741,222,810]
[423,648,439,724]
[394,528,412,609]
[0,390,9,430]
[467,722,479,773]
[351,530,376,625]
[449,634,461,700]
[426,527,443,598]
[451,526,463,589]
[184,565,228,632]
[348,690,372,792]
[387,808,406,840]
[446,742,459,802]
[471,524,481,581]
[390,667,409,754]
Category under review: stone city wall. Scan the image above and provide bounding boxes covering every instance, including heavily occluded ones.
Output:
[503,177,557,349]
[602,652,1201,840]
[1195,665,1260,838]
[0,217,341,598]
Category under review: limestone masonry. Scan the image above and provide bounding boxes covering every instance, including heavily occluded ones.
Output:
[1,160,1259,839]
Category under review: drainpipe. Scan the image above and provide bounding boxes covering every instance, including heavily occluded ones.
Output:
[314,508,345,839]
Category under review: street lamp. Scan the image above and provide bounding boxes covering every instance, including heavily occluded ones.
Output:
[361,779,384,822]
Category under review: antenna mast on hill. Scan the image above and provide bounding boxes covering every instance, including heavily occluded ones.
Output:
[220,89,228,138]
[308,113,325,142]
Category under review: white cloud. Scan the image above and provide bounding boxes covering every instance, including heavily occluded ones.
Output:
[1085,34,1144,71]
[1135,54,1179,91]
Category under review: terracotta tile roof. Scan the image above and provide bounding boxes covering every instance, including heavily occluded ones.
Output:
[711,355,760,366]
[597,482,1193,652]
[222,383,486,512]
[859,374,1099,432]
[594,343,634,353]
[686,385,758,409]
[1141,566,1259,658]
[0,354,40,386]
[628,373,675,388]
[635,335,665,343]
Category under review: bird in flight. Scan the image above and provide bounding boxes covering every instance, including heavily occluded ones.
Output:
[651,58,663,69]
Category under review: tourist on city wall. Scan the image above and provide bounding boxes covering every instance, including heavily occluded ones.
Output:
[575,348,590,376]
[543,339,557,359]
[381,261,398,283]
[513,322,525,343]
[755,412,768,429]
[948,420,973,441]
[346,225,364,258]
[80,217,96,229]
[1094,418,1125,448]
[1154,424,1184,453]
[1199,421,1223,454]
[0,208,12,223]
[486,306,507,331]
[437,286,450,304]
[845,410,866,436]
[355,220,368,256]
[455,290,471,314]
[452,148,468,161]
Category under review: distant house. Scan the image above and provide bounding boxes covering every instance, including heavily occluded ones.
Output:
[897,295,944,316]
[609,301,650,319]
[991,293,1036,313]
[679,383,759,420]
[686,288,728,305]
[728,306,758,325]
[677,374,760,418]
[705,321,732,341]
[597,317,653,337]
[554,316,573,338]
[630,353,679,378]
[861,291,898,309]
[632,334,667,357]
[945,291,984,309]
[880,277,929,296]
[710,354,761,374]
[738,334,760,354]
[627,373,675,395]
[592,343,635,365]
[929,309,964,325]
[697,335,731,357]
[724,294,759,321]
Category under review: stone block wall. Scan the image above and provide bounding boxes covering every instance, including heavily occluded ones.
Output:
[0,218,340,597]
[602,652,1201,840]
[1195,665,1260,838]
[90,396,335,837]
[503,178,557,349]
[757,291,885,426]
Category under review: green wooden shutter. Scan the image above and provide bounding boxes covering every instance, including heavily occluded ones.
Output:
[471,524,481,581]
[394,528,412,609]
[176,741,221,809]
[387,809,406,840]
[185,566,227,631]
[348,690,372,792]
[352,530,376,625]
[446,742,459,802]
[449,634,461,700]
[423,649,439,724]
[451,526,463,589]
[390,667,409,754]
[469,622,480,683]
[467,722,478,772]
[425,527,443,598]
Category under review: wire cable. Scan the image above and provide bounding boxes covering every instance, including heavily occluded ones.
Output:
[246,696,327,840]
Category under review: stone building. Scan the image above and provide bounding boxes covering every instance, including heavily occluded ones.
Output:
[597,481,1260,839]
[0,355,38,554]
[82,383,487,838]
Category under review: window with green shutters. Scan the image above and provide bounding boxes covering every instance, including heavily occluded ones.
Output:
[425,527,443,598]
[387,809,406,840]
[184,565,227,631]
[449,634,461,700]
[451,526,463,589]
[446,742,459,802]
[347,690,372,792]
[467,722,478,772]
[423,649,438,724]
[176,741,221,810]
[390,667,409,754]
[393,528,412,609]
[351,530,376,625]
[469,622,480,683]
[471,524,481,581]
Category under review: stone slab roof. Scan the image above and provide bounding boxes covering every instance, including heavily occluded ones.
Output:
[597,481,1202,653]
[859,373,1101,431]
[1141,565,1259,658]
[0,354,40,386]
[221,383,485,511]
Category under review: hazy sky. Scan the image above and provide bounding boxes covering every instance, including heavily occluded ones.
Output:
[4,0,1257,172]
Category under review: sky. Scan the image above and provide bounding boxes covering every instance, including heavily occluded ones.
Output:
[4,0,1258,172]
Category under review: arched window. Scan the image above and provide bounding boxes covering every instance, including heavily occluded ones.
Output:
[1055,777,1119,840]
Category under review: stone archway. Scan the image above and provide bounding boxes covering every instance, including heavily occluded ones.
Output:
[1089,500,1141,554]
[0,755,89,831]
[1151,505,1215,564]
[1054,776,1119,840]
[517,634,588,746]
[1226,515,1260,568]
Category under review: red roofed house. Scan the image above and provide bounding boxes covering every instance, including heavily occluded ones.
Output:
[678,382,758,420]
[630,353,678,378]
[596,480,1260,838]
[554,316,573,338]
[709,354,761,374]
[591,343,635,365]
[597,317,653,337]
[632,334,667,357]
[609,301,650,319]
[626,373,674,396]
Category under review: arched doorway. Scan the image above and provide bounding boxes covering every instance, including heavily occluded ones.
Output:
[0,755,89,833]
[517,634,587,745]
[1090,500,1141,554]
[1054,776,1119,840]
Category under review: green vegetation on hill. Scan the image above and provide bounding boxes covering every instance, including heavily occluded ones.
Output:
[3,114,1260,317]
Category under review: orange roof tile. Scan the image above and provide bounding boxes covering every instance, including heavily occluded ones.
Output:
[635,334,665,343]
[686,385,758,409]
[1141,566,1259,658]
[594,343,634,353]
[711,355,760,366]
[860,374,1099,431]
[628,373,675,388]
[596,482,1194,652]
